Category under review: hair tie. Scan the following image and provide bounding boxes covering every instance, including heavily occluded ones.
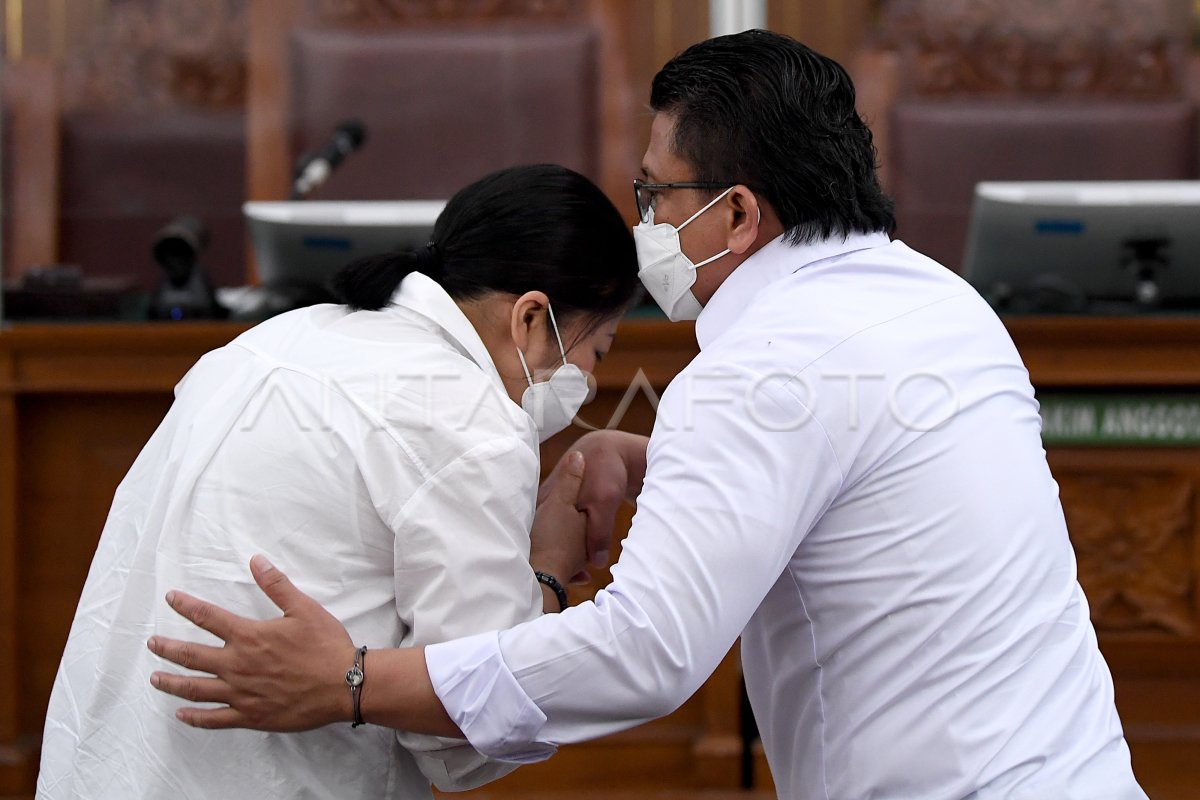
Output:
[411,242,442,278]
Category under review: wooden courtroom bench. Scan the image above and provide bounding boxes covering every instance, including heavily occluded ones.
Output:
[4,316,1200,798]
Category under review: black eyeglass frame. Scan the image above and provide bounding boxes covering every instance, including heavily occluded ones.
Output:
[633,179,743,223]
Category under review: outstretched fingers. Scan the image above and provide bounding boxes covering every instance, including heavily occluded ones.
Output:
[147,637,244,729]
[248,555,316,617]
[147,633,227,676]
[149,670,231,705]
[174,706,246,730]
[162,589,248,642]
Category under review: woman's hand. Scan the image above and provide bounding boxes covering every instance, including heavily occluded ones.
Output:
[538,430,649,568]
[147,555,357,731]
[529,450,590,589]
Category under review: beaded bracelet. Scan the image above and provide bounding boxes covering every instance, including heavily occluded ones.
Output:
[535,571,568,612]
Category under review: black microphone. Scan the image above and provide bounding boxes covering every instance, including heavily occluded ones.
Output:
[291,119,367,199]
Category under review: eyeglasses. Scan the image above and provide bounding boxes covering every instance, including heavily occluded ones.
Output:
[633,179,738,223]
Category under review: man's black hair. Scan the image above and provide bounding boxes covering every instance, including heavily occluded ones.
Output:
[650,29,896,244]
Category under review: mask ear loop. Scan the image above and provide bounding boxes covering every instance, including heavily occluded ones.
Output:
[692,248,731,269]
[675,186,735,232]
[515,348,535,387]
[517,302,567,386]
[546,303,568,366]
[689,192,763,269]
[673,186,740,270]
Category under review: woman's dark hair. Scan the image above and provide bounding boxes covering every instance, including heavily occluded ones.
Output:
[650,29,895,244]
[334,165,639,325]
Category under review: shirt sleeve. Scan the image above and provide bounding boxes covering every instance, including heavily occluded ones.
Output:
[388,436,545,791]
[426,361,845,760]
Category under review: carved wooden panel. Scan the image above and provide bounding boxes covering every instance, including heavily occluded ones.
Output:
[879,0,1191,97]
[310,0,580,22]
[1059,473,1195,635]
[61,0,248,112]
[768,0,883,71]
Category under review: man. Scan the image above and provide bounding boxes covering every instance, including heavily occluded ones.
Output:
[149,30,1147,799]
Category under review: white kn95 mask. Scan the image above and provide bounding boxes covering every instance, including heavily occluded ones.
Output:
[632,186,734,321]
[516,303,589,441]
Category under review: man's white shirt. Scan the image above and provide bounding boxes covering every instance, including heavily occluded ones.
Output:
[427,232,1147,799]
[38,273,544,799]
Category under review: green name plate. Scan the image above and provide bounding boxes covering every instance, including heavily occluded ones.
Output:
[1039,394,1200,446]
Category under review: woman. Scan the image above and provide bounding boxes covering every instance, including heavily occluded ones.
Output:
[37,165,639,799]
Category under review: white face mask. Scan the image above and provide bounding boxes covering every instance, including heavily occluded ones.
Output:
[632,186,734,321]
[516,303,590,442]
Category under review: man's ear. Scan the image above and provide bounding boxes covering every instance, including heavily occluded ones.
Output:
[726,185,763,255]
[510,290,552,357]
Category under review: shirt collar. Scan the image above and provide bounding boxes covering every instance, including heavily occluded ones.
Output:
[388,271,504,386]
[694,230,892,350]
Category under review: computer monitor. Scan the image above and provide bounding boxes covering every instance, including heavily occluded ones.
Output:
[244,200,446,291]
[961,181,1200,312]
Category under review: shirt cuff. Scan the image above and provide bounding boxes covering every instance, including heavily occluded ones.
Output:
[425,631,558,764]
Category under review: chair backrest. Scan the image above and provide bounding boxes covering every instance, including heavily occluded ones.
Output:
[884,0,1198,271]
[3,3,250,292]
[58,108,247,290]
[891,99,1197,270]
[288,22,599,201]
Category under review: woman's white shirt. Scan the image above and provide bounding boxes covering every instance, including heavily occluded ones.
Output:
[37,273,544,799]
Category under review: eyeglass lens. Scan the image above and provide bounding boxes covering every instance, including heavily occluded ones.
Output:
[634,181,654,222]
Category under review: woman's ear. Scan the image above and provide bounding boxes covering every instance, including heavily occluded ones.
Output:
[509,290,552,358]
[727,185,763,255]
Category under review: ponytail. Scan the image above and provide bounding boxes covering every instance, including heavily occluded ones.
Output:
[333,243,442,311]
